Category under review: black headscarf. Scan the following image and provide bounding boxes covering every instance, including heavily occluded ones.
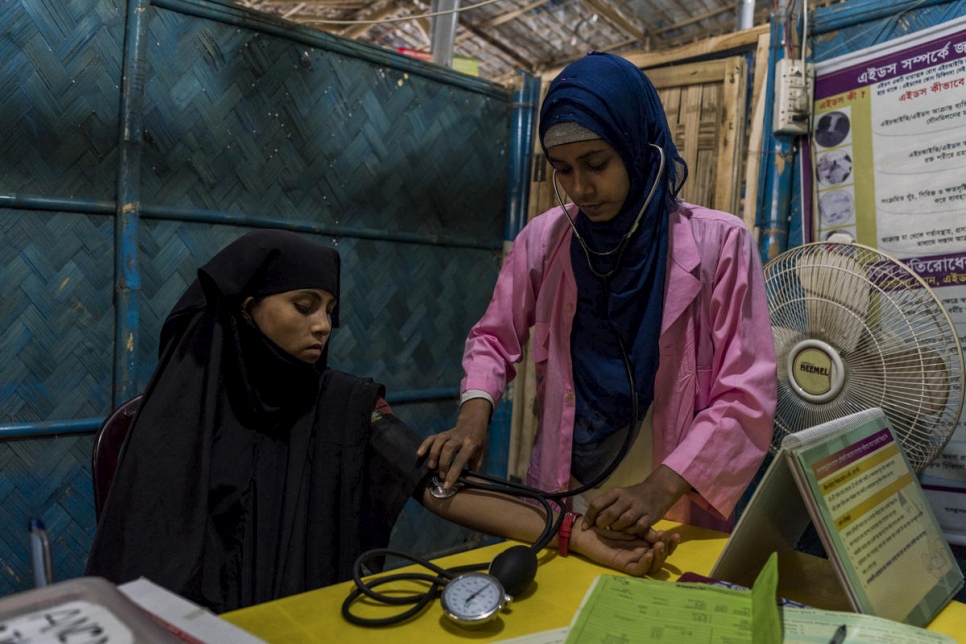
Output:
[87,230,426,612]
[539,52,688,446]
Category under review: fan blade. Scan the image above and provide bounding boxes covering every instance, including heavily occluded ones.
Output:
[772,326,805,375]
[797,250,870,353]
[882,346,951,417]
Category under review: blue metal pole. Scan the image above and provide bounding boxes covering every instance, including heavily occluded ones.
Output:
[757,14,796,263]
[0,194,501,251]
[503,71,538,243]
[485,71,539,482]
[0,418,104,440]
[113,0,150,406]
[0,388,459,439]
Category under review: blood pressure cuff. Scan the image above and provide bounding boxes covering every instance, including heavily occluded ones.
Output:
[369,411,433,500]
[362,412,434,571]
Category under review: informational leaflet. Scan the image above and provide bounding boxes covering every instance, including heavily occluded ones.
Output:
[789,419,957,624]
[809,15,966,544]
[713,409,962,629]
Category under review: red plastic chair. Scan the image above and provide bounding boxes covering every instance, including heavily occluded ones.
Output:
[92,395,142,519]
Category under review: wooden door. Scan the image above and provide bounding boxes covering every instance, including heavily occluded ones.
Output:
[648,56,748,215]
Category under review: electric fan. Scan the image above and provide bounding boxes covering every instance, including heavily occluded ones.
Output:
[765,239,965,472]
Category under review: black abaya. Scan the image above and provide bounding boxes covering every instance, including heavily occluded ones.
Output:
[86,231,427,612]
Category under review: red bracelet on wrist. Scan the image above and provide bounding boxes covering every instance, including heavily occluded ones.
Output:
[558,511,582,557]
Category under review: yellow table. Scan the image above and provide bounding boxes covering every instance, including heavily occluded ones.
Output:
[222,521,966,643]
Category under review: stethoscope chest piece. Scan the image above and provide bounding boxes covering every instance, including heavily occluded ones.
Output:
[439,572,511,628]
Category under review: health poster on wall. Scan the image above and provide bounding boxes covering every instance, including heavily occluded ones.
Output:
[809,15,966,544]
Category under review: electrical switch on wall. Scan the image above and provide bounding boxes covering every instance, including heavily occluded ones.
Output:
[773,58,815,136]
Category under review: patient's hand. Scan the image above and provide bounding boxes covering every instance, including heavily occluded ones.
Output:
[570,521,680,576]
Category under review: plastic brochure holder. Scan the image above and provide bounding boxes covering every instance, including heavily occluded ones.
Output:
[0,576,183,643]
[712,407,964,628]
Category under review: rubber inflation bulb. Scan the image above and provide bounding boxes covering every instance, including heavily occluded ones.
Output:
[488,545,538,597]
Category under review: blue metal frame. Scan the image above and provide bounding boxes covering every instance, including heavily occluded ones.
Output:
[0,194,502,251]
[756,15,796,263]
[485,70,540,481]
[0,389,459,439]
[113,0,151,406]
[0,0,519,447]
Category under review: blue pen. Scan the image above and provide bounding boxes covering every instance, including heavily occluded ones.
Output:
[829,624,847,644]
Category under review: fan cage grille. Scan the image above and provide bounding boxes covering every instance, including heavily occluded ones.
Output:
[765,242,965,472]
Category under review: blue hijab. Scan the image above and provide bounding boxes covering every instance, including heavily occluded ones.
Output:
[539,52,688,444]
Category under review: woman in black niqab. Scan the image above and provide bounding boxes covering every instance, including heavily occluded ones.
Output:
[86,230,426,612]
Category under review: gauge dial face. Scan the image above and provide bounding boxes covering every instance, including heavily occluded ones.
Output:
[440,573,507,626]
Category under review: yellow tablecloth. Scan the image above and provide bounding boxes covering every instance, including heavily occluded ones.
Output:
[222,520,966,643]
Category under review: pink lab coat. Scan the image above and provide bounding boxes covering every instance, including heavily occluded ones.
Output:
[461,202,777,531]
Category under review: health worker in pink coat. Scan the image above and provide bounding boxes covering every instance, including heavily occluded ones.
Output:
[419,52,777,541]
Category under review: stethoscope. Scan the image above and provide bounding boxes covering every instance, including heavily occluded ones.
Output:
[553,143,665,281]
[342,142,667,629]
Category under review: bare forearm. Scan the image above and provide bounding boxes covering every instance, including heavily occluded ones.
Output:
[649,465,693,502]
[421,484,680,576]
[421,486,553,545]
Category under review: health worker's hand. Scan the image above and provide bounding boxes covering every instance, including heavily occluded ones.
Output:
[416,398,491,489]
[571,520,680,576]
[583,465,692,535]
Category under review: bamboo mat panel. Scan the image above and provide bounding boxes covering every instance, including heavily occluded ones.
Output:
[141,6,508,237]
[0,0,123,200]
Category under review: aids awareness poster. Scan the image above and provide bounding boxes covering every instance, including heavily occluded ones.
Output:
[809,16,966,544]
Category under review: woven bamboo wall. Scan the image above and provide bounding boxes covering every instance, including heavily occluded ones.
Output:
[0,0,511,596]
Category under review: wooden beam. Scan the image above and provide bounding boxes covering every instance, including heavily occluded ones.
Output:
[716,57,747,215]
[617,23,769,71]
[456,0,550,43]
[458,17,535,72]
[337,1,399,40]
[540,37,636,70]
[653,5,731,36]
[576,0,650,46]
[540,23,768,79]
[256,0,370,8]
[663,9,771,49]
[478,0,551,30]
[414,17,432,44]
